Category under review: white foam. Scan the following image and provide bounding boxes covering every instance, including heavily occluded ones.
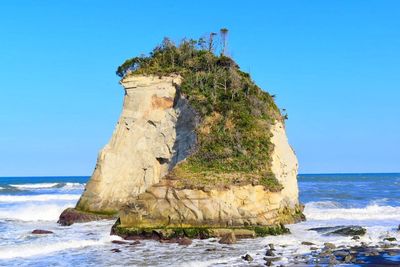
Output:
[0,194,80,203]
[0,202,75,221]
[0,237,110,259]
[10,183,59,189]
[61,182,85,190]
[304,202,400,221]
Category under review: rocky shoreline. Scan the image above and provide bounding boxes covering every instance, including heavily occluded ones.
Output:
[104,223,400,266]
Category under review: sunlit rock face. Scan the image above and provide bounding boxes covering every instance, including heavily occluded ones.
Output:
[76,75,197,213]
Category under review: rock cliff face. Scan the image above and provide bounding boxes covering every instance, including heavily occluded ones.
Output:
[76,75,197,213]
[117,121,301,231]
[72,74,303,236]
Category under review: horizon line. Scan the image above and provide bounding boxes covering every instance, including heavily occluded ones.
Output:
[0,172,399,178]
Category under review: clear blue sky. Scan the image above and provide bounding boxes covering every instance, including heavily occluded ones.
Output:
[0,1,399,176]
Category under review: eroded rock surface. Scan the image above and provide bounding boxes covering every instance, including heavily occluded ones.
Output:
[76,75,197,213]
[117,121,302,230]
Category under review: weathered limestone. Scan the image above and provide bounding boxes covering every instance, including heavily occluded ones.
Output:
[76,75,197,213]
[65,74,303,233]
[117,121,302,231]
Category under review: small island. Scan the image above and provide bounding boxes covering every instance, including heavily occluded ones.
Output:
[60,32,304,241]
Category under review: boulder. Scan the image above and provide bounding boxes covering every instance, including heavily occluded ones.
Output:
[301,241,315,246]
[31,229,53,234]
[219,232,237,244]
[241,254,253,262]
[58,208,116,226]
[309,225,366,236]
[177,237,192,246]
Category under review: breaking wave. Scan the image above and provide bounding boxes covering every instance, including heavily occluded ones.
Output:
[0,194,80,203]
[8,182,85,191]
[304,201,400,221]
[0,203,75,221]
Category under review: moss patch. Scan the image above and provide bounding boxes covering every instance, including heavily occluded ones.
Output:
[112,222,289,240]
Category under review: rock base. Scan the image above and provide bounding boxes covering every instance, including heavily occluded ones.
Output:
[110,218,290,240]
[58,208,117,226]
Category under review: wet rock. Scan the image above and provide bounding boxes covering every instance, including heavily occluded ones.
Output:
[218,232,237,245]
[128,240,140,246]
[310,247,319,251]
[31,229,53,234]
[334,250,349,257]
[178,237,192,246]
[319,249,333,257]
[241,254,253,262]
[58,208,115,226]
[268,243,275,250]
[329,255,339,265]
[309,225,366,236]
[111,248,121,253]
[111,240,128,245]
[301,241,315,246]
[381,243,395,249]
[324,242,336,249]
[265,249,276,257]
[387,251,398,256]
[263,257,281,262]
[352,235,360,240]
[344,254,355,263]
[205,248,217,252]
[384,237,397,242]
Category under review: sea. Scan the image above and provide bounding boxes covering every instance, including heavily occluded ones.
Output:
[0,173,399,266]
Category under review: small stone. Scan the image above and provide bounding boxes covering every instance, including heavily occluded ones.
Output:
[334,250,349,257]
[344,254,354,263]
[388,251,398,256]
[268,243,275,250]
[242,254,253,262]
[31,229,53,234]
[324,242,336,249]
[384,237,397,242]
[265,260,272,266]
[178,237,192,246]
[219,232,237,245]
[301,241,315,246]
[112,240,128,245]
[205,248,217,251]
[352,236,360,240]
[265,249,275,257]
[111,248,121,253]
[310,247,319,251]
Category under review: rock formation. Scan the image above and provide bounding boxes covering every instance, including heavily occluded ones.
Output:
[61,37,304,237]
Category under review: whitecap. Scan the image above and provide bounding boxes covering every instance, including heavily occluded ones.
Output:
[0,238,109,259]
[304,203,400,221]
[10,183,59,190]
[0,203,75,221]
[57,182,85,190]
[0,194,80,203]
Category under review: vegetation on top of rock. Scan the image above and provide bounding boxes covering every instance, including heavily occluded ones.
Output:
[116,30,285,190]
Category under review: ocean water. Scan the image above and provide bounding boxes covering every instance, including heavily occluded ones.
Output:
[0,173,399,266]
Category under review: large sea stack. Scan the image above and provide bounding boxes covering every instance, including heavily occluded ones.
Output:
[60,36,304,238]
